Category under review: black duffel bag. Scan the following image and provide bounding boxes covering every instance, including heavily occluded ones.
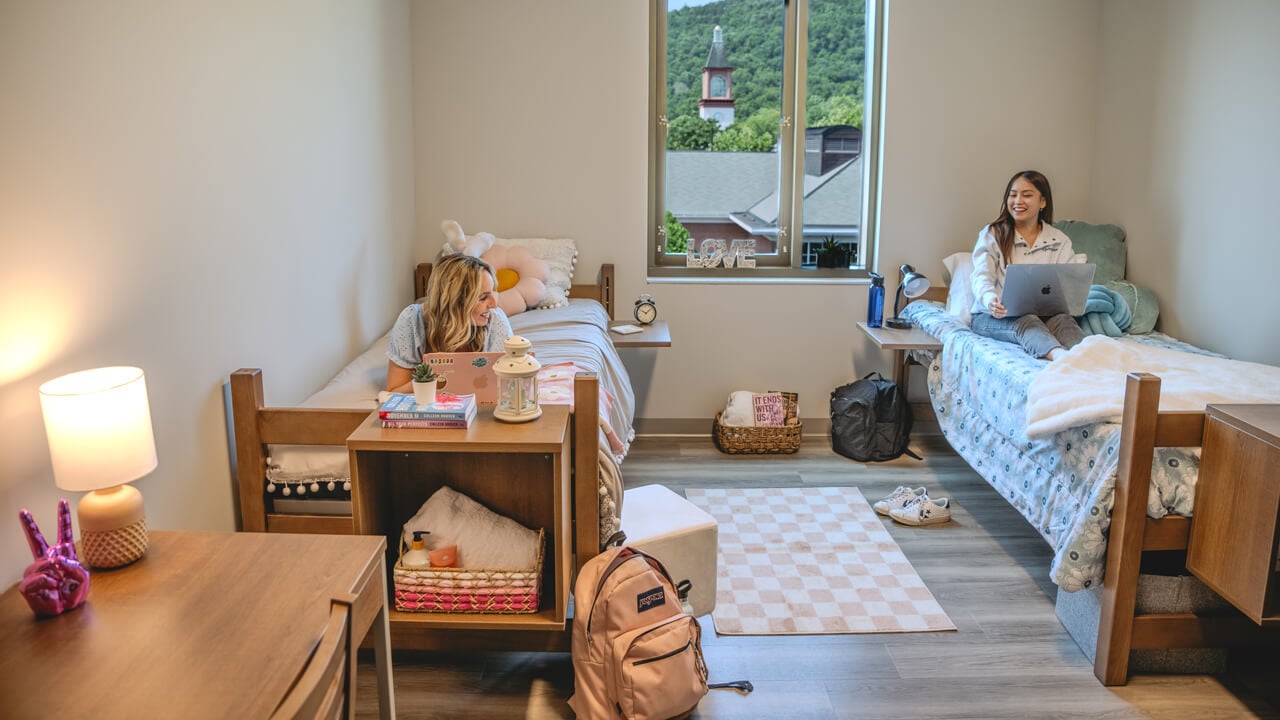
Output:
[830,372,920,462]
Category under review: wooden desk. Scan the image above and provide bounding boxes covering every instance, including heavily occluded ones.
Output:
[608,320,672,347]
[0,530,395,720]
[856,321,942,398]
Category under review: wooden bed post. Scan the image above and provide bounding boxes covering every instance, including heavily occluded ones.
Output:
[572,372,601,574]
[230,369,269,533]
[1095,372,1162,685]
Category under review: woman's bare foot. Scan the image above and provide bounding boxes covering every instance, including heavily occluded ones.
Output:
[1046,347,1066,361]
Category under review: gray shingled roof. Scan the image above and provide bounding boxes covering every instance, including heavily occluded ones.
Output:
[746,155,863,226]
[665,151,777,219]
[667,151,862,230]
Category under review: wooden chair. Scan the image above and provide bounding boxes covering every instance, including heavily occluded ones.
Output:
[272,596,356,720]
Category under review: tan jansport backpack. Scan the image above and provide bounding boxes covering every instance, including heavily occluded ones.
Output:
[568,545,749,719]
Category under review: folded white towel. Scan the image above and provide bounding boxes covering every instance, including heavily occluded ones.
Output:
[402,486,540,570]
[720,391,758,427]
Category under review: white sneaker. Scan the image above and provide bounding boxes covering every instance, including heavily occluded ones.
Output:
[873,486,927,517]
[888,496,952,526]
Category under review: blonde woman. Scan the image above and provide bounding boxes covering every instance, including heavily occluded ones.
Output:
[385,254,512,391]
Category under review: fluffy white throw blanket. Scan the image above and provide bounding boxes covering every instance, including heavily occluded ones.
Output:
[1025,335,1280,438]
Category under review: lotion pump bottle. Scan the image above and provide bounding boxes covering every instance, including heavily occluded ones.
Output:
[403,530,431,568]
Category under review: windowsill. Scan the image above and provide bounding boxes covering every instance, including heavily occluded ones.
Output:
[646,266,872,284]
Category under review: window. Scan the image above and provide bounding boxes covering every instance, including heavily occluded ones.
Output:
[649,0,884,277]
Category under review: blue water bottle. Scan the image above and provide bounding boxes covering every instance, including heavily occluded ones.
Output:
[867,272,885,328]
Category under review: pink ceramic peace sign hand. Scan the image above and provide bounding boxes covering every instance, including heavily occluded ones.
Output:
[17,500,90,618]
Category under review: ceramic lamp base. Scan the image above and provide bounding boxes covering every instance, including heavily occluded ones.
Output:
[82,520,149,568]
[78,484,148,569]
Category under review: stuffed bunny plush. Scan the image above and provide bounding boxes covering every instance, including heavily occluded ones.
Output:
[441,219,496,257]
[18,499,90,617]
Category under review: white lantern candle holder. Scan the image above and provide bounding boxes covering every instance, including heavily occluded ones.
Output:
[493,335,542,423]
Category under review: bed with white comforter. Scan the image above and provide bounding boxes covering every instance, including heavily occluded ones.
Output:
[903,300,1280,591]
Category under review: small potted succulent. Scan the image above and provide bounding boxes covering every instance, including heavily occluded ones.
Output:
[411,363,437,406]
[816,238,848,268]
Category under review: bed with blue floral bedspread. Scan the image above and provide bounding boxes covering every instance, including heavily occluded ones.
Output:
[901,300,1217,592]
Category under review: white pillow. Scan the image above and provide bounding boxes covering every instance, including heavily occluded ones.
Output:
[942,252,975,325]
[444,236,577,309]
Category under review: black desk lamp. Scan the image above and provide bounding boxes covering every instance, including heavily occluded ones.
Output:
[885,264,930,329]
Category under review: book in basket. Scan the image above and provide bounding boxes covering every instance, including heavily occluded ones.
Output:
[379,392,477,421]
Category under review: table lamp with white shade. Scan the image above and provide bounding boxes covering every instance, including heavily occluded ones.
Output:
[38,366,157,569]
[885,264,931,330]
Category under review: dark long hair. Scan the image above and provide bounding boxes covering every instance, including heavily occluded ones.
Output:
[989,170,1054,264]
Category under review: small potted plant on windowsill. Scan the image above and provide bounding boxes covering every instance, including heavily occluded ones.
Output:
[411,363,437,406]
[816,238,848,268]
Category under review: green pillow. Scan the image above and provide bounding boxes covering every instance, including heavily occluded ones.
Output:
[1054,220,1126,285]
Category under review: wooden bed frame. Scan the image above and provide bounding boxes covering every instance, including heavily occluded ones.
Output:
[910,289,1279,684]
[1095,372,1279,685]
[230,262,617,579]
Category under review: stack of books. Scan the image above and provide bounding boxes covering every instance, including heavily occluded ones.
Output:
[379,392,477,429]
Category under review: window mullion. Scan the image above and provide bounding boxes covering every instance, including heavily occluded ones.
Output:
[777,0,802,268]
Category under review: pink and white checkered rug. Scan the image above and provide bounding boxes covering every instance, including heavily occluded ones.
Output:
[685,487,956,635]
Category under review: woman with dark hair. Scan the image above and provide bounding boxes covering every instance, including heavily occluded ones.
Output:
[970,169,1088,361]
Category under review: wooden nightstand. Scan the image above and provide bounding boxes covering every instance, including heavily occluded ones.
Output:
[856,321,942,398]
[347,406,572,639]
[608,320,671,348]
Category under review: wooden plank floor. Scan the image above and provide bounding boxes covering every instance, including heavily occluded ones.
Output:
[356,434,1280,719]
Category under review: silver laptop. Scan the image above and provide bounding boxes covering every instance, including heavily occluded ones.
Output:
[1001,263,1096,316]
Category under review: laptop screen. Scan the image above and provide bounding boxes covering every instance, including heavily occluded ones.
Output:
[1000,263,1095,317]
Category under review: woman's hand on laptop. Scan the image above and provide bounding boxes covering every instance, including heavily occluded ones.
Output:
[987,297,1007,318]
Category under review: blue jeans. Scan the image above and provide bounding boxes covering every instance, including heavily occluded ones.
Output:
[971,312,1084,359]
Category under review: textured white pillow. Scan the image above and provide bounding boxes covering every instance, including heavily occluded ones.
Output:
[443,236,577,309]
[943,252,975,325]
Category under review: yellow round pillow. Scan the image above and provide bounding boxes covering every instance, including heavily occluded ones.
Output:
[480,245,550,316]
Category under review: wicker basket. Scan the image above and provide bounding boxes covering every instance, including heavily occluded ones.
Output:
[712,411,803,455]
[393,529,544,613]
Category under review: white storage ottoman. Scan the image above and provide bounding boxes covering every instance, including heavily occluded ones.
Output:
[620,484,719,617]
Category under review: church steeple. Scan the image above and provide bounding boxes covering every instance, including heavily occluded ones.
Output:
[699,25,735,129]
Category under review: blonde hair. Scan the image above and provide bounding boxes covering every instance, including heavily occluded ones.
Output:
[422,254,496,353]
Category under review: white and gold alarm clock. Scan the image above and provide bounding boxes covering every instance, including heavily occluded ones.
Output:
[633,293,657,325]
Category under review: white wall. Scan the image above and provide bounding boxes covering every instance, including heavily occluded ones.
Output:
[411,0,1102,423]
[0,0,414,585]
[1090,0,1280,364]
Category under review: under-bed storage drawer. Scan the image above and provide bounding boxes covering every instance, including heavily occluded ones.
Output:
[1187,404,1280,625]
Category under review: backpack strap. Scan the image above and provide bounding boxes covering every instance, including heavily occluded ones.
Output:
[708,680,754,694]
[584,547,678,636]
